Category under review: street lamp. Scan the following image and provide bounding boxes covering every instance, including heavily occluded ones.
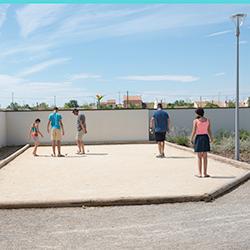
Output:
[231,13,247,160]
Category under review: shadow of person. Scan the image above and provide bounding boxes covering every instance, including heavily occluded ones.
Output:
[210,176,236,179]
[86,153,108,156]
[166,156,195,159]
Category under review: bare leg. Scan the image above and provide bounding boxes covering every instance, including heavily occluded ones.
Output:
[197,152,202,177]
[161,141,165,156]
[203,152,208,176]
[157,142,161,155]
[81,140,85,154]
[52,140,56,156]
[76,140,81,152]
[57,140,61,155]
[33,141,39,155]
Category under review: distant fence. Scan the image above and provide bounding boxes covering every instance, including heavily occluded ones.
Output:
[0,108,250,146]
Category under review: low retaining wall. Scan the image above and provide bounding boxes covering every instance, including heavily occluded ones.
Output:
[6,110,149,145]
[0,111,7,147]
[2,108,250,146]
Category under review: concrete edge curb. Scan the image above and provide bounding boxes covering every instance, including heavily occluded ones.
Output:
[0,144,30,170]
[0,195,208,209]
[165,142,250,170]
[204,171,250,202]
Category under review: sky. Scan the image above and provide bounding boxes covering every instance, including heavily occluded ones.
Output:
[0,4,250,107]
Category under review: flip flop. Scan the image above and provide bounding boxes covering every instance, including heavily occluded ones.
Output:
[204,174,210,178]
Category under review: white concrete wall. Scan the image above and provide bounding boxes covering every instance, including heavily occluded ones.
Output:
[149,108,250,134]
[4,108,250,146]
[6,110,149,145]
[0,111,7,147]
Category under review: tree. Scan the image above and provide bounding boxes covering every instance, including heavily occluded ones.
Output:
[7,102,20,110]
[205,102,219,108]
[64,100,79,109]
[37,102,49,110]
[96,94,104,109]
[227,100,235,108]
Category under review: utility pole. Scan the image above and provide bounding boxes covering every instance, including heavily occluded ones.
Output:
[54,96,56,107]
[126,91,129,109]
[231,13,247,160]
[11,92,14,104]
[118,92,121,105]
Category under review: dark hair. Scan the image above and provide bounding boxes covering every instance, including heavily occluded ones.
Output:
[72,108,79,114]
[54,107,59,111]
[157,103,163,109]
[195,108,204,118]
[35,118,41,123]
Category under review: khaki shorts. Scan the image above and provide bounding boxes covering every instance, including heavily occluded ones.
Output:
[51,128,62,141]
[76,130,85,141]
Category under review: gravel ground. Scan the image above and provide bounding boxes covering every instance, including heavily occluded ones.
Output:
[0,146,22,161]
[0,181,249,250]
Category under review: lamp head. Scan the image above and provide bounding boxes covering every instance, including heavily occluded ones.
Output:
[231,13,247,26]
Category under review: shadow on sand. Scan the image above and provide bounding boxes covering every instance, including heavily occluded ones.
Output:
[166,156,195,159]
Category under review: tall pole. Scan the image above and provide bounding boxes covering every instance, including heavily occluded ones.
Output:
[54,95,56,107]
[235,17,240,160]
[126,91,129,109]
[11,92,14,104]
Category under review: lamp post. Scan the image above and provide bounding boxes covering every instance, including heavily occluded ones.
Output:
[231,13,247,160]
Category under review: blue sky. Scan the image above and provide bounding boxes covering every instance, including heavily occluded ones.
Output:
[0,4,249,107]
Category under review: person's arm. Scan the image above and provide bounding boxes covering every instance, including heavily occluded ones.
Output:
[47,120,51,134]
[150,117,154,129]
[60,120,64,135]
[190,120,197,144]
[207,119,213,142]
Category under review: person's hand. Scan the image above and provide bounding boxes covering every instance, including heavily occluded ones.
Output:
[47,128,50,134]
[62,130,65,136]
[84,128,87,134]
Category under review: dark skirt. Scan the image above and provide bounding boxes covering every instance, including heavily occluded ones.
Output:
[155,132,166,142]
[194,134,210,152]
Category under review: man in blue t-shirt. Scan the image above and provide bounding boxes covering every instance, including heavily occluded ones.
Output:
[150,103,170,158]
[47,107,65,157]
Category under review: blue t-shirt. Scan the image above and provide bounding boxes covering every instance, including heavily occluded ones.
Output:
[49,113,62,129]
[153,109,169,133]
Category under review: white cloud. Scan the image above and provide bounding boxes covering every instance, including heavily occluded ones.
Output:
[206,30,232,37]
[118,75,199,82]
[214,72,226,76]
[70,73,102,81]
[0,5,9,28]
[16,4,66,37]
[0,43,54,58]
[18,58,70,77]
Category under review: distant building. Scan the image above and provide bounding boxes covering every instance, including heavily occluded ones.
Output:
[100,99,117,108]
[240,99,249,107]
[123,96,142,108]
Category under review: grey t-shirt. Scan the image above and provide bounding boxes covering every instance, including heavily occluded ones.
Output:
[77,113,86,131]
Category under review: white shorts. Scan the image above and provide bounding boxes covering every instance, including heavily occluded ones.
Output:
[76,130,84,141]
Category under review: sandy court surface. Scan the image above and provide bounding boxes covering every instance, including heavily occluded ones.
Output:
[0,144,248,205]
